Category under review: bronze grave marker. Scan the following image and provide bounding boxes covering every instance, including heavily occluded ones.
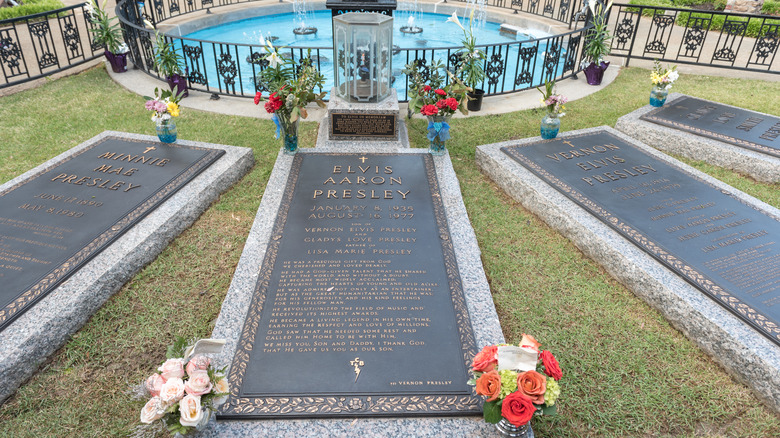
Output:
[0,137,224,332]
[219,153,480,419]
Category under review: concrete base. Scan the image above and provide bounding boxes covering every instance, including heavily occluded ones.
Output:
[476,126,780,414]
[615,93,780,184]
[204,145,503,436]
[0,131,254,404]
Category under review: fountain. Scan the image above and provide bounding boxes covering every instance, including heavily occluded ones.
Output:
[292,0,317,35]
[465,0,487,29]
[400,16,422,34]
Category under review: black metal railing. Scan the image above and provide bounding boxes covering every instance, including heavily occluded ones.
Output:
[118,0,590,100]
[0,4,105,89]
[609,4,780,72]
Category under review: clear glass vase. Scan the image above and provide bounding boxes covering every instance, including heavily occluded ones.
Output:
[426,115,451,156]
[495,417,534,437]
[155,118,177,143]
[540,113,560,139]
[649,85,669,107]
[278,114,298,155]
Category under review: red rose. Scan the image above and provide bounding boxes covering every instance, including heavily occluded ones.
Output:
[444,97,458,111]
[434,88,446,96]
[471,345,498,372]
[501,392,536,427]
[540,350,562,381]
[254,91,262,105]
[422,85,432,92]
[436,100,446,109]
[420,104,439,116]
[264,92,283,113]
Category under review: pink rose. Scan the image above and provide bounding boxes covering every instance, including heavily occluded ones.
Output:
[213,376,230,406]
[179,394,204,427]
[139,396,166,424]
[186,355,210,376]
[159,358,185,380]
[159,377,185,405]
[145,373,165,396]
[185,370,213,396]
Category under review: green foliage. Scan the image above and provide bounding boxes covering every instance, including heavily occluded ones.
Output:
[0,0,65,21]
[165,336,189,359]
[676,11,780,38]
[583,1,613,64]
[85,0,125,54]
[153,31,185,77]
[447,11,486,89]
[626,0,669,15]
[763,0,780,15]
[482,400,502,423]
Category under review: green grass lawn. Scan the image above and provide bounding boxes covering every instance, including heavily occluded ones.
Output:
[0,65,779,437]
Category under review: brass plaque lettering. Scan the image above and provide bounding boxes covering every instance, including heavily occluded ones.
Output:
[219,153,479,419]
[330,113,397,138]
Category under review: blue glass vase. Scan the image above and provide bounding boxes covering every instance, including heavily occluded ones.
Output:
[426,115,451,156]
[281,118,298,155]
[540,113,560,139]
[649,85,669,107]
[155,118,177,143]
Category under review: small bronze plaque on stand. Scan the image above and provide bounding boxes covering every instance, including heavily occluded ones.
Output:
[330,113,397,139]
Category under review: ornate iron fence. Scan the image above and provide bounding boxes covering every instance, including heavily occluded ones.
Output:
[0,4,105,89]
[118,0,589,100]
[609,4,780,72]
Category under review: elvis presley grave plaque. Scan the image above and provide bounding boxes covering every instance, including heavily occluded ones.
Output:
[501,131,780,346]
[0,137,224,332]
[219,153,480,419]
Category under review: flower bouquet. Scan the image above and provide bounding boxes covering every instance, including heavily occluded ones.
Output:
[144,87,185,143]
[132,337,229,436]
[404,60,469,155]
[254,37,326,154]
[469,334,562,432]
[649,60,679,107]
[537,81,567,139]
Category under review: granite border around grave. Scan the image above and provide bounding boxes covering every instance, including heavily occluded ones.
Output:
[202,148,503,436]
[475,126,780,413]
[0,131,254,405]
[615,93,780,183]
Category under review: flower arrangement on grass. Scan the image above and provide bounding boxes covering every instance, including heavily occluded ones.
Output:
[132,338,228,436]
[469,334,562,429]
[537,80,567,117]
[254,37,326,153]
[144,87,184,123]
[404,59,469,152]
[651,59,679,90]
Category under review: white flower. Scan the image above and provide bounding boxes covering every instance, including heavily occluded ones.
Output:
[179,394,204,427]
[447,12,464,31]
[266,50,282,69]
[665,84,672,90]
[668,70,679,82]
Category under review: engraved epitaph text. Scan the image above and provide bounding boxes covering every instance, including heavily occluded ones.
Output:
[0,137,224,332]
[641,95,780,158]
[220,153,479,418]
[502,132,780,345]
[330,113,397,138]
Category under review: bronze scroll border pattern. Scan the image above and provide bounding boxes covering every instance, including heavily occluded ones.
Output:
[641,96,780,159]
[220,153,481,418]
[0,136,223,330]
[501,132,780,344]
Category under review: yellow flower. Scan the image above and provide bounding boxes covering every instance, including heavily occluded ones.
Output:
[167,102,180,117]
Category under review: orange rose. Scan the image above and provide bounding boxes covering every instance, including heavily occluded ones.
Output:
[517,370,546,404]
[475,370,501,402]
[519,333,541,352]
[472,345,498,372]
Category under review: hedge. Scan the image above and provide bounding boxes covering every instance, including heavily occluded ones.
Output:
[0,0,67,22]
